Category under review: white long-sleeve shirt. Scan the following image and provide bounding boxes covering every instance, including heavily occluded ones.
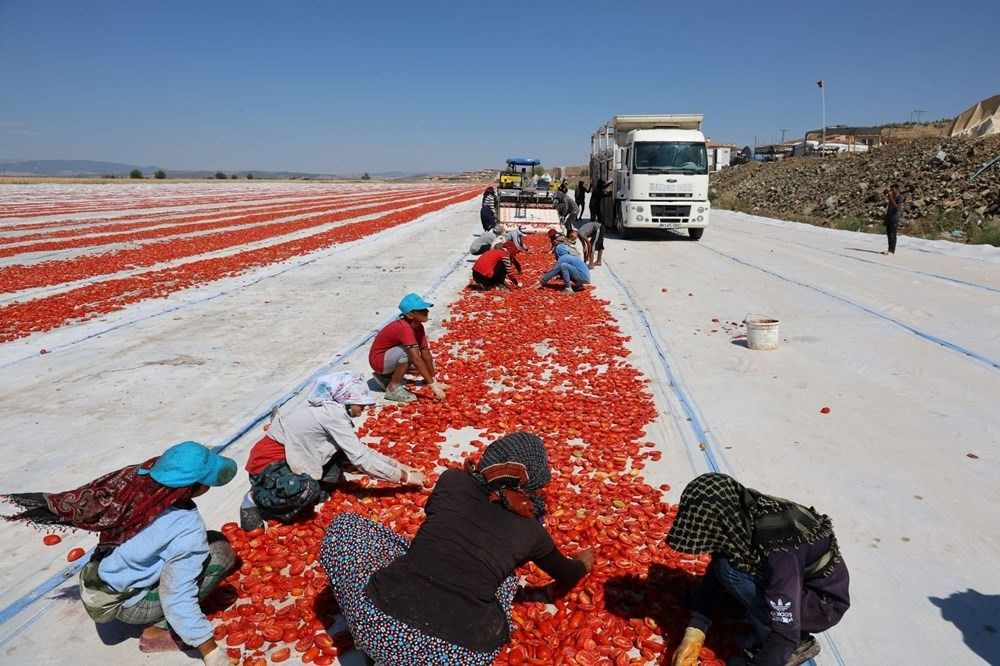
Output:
[267,402,402,482]
[98,506,212,647]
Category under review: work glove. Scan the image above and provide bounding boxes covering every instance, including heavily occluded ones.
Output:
[430,382,447,401]
[672,627,706,666]
[401,468,427,487]
[203,646,237,666]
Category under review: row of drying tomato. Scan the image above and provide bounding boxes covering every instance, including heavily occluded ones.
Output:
[0,190,477,342]
[0,189,472,292]
[0,183,391,222]
[204,235,732,666]
[0,186,450,249]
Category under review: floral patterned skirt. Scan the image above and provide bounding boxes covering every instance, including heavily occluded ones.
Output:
[320,512,517,666]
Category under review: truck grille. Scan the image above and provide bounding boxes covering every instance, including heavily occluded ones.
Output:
[651,204,691,217]
[650,192,693,198]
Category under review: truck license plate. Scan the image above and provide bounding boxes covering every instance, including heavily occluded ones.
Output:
[659,222,681,228]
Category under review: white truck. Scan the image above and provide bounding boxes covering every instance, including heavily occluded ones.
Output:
[590,114,710,240]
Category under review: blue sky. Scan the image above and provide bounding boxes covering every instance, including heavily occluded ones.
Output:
[2,0,997,173]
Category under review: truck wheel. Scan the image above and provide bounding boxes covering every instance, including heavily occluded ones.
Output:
[616,206,632,239]
[688,228,704,241]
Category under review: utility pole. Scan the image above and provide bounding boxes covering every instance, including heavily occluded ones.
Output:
[780,129,788,145]
[912,109,927,137]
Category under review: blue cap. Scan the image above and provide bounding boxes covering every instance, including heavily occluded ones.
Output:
[398,292,433,314]
[137,441,237,488]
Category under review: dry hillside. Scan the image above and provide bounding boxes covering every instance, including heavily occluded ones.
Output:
[710,134,1000,244]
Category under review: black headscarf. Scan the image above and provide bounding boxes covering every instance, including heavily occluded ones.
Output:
[466,432,550,519]
[666,473,835,574]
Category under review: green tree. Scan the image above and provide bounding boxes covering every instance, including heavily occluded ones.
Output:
[231,174,238,179]
[246,173,254,179]
[154,169,166,179]
[215,171,227,180]
[129,169,143,179]
[361,172,371,180]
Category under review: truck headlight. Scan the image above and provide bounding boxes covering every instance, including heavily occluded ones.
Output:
[636,215,644,221]
[697,206,706,213]
[634,205,644,213]
[696,215,704,222]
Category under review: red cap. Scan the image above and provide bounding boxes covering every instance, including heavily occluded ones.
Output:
[547,228,557,238]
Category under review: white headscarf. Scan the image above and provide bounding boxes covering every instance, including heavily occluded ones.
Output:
[307,371,375,407]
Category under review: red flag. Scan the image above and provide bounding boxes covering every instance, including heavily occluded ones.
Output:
[816,80,824,88]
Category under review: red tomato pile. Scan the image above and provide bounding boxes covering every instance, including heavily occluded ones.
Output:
[205,234,735,665]
[0,187,478,342]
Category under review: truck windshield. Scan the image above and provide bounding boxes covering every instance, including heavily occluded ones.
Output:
[633,142,708,174]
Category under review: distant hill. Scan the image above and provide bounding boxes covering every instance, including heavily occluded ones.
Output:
[0,159,441,180]
[0,160,163,177]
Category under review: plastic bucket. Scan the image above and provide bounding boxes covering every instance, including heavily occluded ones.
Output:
[745,313,780,350]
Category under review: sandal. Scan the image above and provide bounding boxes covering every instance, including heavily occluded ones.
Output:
[384,386,416,403]
[786,635,821,666]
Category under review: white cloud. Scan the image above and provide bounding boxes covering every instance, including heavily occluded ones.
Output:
[0,121,36,135]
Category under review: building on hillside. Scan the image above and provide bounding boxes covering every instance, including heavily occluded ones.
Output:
[799,126,883,155]
[706,141,737,171]
[949,94,1000,137]
[753,144,795,161]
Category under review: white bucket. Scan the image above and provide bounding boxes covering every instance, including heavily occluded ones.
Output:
[745,313,780,350]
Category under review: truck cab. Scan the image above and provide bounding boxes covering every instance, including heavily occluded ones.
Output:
[591,115,710,240]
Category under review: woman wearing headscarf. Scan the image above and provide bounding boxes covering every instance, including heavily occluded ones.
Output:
[480,186,497,231]
[667,474,850,666]
[240,371,425,530]
[2,441,239,665]
[320,432,595,666]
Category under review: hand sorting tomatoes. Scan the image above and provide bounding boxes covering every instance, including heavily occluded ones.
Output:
[203,234,730,666]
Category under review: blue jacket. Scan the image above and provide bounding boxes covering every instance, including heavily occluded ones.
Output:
[98,506,214,647]
[541,245,591,284]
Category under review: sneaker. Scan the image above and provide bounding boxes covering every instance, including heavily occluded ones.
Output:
[786,635,820,666]
[563,286,573,293]
[240,504,264,532]
[384,386,417,402]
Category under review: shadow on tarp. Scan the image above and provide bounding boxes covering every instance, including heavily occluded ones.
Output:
[844,247,886,255]
[929,589,1000,665]
[602,563,743,664]
[612,229,696,242]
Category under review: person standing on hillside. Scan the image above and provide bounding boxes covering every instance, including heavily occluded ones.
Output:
[883,184,904,256]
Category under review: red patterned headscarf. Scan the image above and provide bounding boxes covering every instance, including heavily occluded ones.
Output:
[2,457,190,557]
